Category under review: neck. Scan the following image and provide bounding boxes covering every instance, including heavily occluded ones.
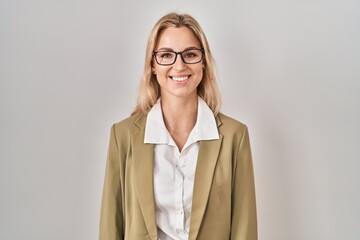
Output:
[160,94,198,151]
[161,95,198,130]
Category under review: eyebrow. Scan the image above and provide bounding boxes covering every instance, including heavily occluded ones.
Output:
[156,46,201,52]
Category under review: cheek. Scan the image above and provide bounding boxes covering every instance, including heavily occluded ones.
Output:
[154,66,169,77]
[196,68,204,81]
[154,71,168,86]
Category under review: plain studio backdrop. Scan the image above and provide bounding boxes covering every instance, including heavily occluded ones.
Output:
[1,0,359,239]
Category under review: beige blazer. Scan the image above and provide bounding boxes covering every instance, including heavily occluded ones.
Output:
[99,112,257,240]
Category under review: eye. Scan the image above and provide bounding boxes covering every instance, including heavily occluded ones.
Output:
[183,51,198,58]
[159,52,174,58]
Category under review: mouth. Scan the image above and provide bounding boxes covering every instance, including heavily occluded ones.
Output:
[170,75,191,83]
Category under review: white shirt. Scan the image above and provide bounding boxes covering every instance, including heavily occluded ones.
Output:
[144,97,219,240]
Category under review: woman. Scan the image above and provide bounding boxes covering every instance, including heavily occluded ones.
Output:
[99,12,257,240]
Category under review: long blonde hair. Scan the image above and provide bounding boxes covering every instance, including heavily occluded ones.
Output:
[131,12,221,115]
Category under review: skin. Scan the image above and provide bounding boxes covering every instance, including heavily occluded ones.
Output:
[152,27,204,151]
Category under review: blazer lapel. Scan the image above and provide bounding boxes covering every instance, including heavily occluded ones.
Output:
[189,116,223,240]
[132,114,158,239]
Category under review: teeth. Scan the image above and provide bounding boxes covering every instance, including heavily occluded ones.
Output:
[172,76,189,81]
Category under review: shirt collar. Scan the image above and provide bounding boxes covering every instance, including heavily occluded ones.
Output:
[144,97,219,145]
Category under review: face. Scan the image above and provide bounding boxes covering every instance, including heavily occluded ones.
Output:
[153,26,204,101]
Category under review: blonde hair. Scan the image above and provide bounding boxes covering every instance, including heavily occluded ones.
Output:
[131,12,221,115]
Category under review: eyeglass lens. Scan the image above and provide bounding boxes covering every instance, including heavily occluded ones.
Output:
[154,49,203,65]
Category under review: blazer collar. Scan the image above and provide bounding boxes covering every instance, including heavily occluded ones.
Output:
[132,113,223,240]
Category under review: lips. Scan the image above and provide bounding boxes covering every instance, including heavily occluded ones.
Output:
[170,75,191,82]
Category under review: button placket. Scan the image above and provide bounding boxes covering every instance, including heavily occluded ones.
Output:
[174,150,185,230]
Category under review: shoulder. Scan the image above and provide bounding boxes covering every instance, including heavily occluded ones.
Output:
[217,113,247,130]
[216,112,249,139]
[108,112,147,149]
[112,112,147,136]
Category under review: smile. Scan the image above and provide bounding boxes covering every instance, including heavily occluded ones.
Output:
[170,75,190,82]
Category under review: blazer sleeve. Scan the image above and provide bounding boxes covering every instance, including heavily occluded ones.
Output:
[230,125,258,240]
[99,124,124,240]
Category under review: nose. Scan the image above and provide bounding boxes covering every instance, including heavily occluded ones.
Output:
[172,53,186,71]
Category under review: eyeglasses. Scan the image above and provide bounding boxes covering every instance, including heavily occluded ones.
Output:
[153,48,205,66]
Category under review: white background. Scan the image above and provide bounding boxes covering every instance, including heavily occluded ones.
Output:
[1,0,359,239]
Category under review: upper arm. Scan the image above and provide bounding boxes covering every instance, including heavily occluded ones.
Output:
[230,126,258,240]
[99,124,124,240]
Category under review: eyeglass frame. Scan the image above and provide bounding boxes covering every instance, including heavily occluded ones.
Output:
[152,48,205,66]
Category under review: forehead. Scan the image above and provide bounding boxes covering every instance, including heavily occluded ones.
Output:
[155,26,201,50]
